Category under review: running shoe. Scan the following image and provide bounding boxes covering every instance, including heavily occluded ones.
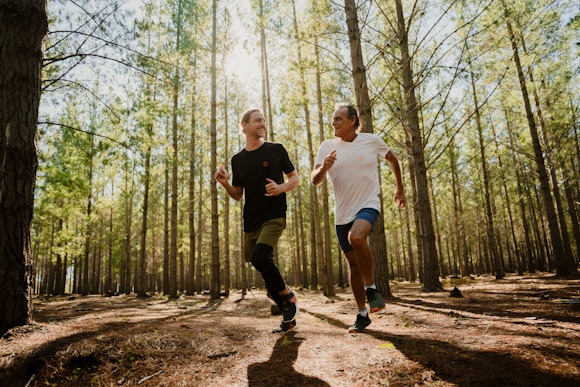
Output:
[348,314,371,333]
[365,288,385,313]
[280,290,298,322]
[272,319,296,333]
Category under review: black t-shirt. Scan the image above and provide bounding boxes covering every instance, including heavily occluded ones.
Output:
[231,142,295,231]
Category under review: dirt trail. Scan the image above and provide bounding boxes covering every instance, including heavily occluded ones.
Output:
[1,274,579,386]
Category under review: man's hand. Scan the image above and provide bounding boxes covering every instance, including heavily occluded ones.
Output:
[394,188,407,208]
[323,149,337,171]
[265,178,284,197]
[215,164,229,186]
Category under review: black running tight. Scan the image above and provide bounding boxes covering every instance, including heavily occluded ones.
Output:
[251,243,286,306]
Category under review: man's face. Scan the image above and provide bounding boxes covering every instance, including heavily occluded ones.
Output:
[332,107,356,139]
[243,111,267,139]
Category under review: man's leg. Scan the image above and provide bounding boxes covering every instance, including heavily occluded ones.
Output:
[250,218,297,331]
[349,218,385,313]
[344,250,366,311]
[348,218,374,286]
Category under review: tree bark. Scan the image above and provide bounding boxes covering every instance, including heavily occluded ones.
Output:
[344,0,393,296]
[137,133,151,297]
[169,0,184,299]
[258,0,274,141]
[314,34,335,296]
[394,0,442,291]
[0,0,47,329]
[291,0,331,296]
[187,98,197,295]
[210,0,221,299]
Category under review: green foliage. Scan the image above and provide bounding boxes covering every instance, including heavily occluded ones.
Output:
[33,0,579,296]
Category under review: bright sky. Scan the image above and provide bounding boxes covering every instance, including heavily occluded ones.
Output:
[122,0,263,103]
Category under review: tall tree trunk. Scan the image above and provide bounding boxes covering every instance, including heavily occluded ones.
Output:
[502,1,574,275]
[209,0,221,300]
[314,33,334,296]
[564,178,580,263]
[106,206,113,293]
[258,0,274,141]
[187,99,197,295]
[504,101,535,273]
[137,132,151,297]
[449,141,467,276]
[394,0,442,291]
[0,0,47,328]
[187,22,199,295]
[195,166,203,292]
[344,0,393,297]
[467,52,503,279]
[239,199,247,293]
[429,171,446,277]
[81,139,94,295]
[169,0,184,299]
[55,218,64,295]
[408,159,422,281]
[223,79,231,297]
[517,20,576,269]
[491,122,522,274]
[291,0,330,296]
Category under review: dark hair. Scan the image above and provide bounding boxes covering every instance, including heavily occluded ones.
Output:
[334,102,360,130]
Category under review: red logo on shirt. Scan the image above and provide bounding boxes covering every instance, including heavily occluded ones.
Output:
[263,161,269,167]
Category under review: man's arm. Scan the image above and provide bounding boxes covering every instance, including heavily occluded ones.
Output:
[265,170,300,197]
[215,165,244,201]
[310,164,326,186]
[311,149,337,185]
[385,150,407,208]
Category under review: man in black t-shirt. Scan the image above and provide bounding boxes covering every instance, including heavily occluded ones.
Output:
[215,108,300,333]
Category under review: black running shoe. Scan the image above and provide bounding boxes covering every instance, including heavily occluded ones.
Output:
[280,291,298,323]
[272,319,296,333]
[348,314,371,333]
[365,288,385,313]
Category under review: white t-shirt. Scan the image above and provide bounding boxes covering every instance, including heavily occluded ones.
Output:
[314,133,390,225]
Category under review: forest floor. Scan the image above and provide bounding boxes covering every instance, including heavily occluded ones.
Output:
[1,273,580,387]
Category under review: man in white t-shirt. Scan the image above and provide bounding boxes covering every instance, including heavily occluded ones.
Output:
[311,103,407,333]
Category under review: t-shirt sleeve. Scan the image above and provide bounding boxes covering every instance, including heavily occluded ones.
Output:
[278,144,295,174]
[314,140,332,166]
[231,154,243,187]
[375,135,391,159]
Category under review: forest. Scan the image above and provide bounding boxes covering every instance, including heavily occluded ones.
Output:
[20,0,580,298]
[1,0,579,385]
[1,0,580,324]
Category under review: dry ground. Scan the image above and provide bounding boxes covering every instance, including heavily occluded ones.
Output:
[1,273,579,386]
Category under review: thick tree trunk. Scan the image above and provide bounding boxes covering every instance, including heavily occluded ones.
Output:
[344,0,393,297]
[394,0,442,291]
[0,0,47,329]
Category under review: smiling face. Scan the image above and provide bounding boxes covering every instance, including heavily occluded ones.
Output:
[332,106,357,141]
[241,110,267,139]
